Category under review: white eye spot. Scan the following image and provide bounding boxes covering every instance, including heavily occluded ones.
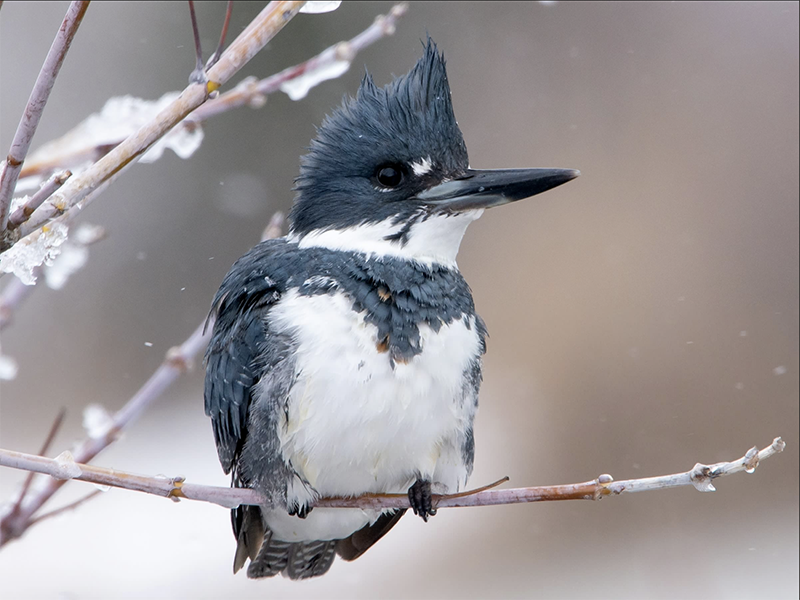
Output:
[410,156,433,176]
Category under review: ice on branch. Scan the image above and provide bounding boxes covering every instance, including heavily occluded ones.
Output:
[280,45,353,101]
[53,451,82,480]
[44,241,86,290]
[281,59,350,100]
[299,1,341,14]
[8,194,30,217]
[82,404,114,440]
[24,93,204,175]
[0,221,69,285]
[44,223,104,290]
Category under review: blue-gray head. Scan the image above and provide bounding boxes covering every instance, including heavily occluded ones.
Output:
[289,39,578,267]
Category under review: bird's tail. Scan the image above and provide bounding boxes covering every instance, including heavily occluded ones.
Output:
[232,504,338,580]
[231,503,407,580]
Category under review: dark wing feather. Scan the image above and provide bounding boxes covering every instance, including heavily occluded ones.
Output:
[203,239,287,474]
[335,510,407,561]
[204,317,265,473]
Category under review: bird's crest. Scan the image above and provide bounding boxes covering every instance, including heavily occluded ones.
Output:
[291,38,469,234]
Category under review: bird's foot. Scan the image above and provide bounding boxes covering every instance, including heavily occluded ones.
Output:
[288,501,312,519]
[408,479,437,522]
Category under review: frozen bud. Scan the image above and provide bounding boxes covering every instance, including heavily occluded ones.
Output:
[53,451,82,480]
[689,463,716,492]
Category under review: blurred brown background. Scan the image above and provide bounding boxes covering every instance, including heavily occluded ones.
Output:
[1,2,797,598]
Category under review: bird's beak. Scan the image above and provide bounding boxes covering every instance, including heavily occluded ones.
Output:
[417,168,579,212]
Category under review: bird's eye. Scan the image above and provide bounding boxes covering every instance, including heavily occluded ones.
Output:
[376,165,403,188]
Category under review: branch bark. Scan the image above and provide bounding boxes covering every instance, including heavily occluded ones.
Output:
[6,170,71,230]
[0,1,89,232]
[3,1,305,249]
[13,3,408,183]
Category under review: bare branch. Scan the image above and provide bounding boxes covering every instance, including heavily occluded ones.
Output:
[206,1,234,71]
[6,170,71,230]
[0,213,286,545]
[0,410,67,543]
[4,1,306,249]
[27,490,104,527]
[4,409,66,521]
[0,1,90,231]
[14,3,407,183]
[190,3,409,122]
[0,322,211,546]
[0,438,785,514]
[187,1,206,84]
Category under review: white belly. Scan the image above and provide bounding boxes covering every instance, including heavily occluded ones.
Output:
[264,287,480,541]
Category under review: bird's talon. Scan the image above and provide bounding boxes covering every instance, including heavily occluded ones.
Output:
[408,479,436,522]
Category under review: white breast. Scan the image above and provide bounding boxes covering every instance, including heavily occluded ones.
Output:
[267,287,481,500]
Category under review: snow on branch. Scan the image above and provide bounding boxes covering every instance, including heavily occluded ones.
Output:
[13,3,408,182]
[0,1,306,254]
[0,438,785,513]
[189,2,409,120]
[0,2,407,286]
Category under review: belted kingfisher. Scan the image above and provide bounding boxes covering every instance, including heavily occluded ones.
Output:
[204,39,578,580]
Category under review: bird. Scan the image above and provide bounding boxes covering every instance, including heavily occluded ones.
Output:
[204,38,578,580]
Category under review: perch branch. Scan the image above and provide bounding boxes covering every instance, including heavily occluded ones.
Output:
[0,438,785,512]
[0,1,89,232]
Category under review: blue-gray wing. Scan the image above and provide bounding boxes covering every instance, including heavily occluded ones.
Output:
[205,316,265,473]
[203,240,286,474]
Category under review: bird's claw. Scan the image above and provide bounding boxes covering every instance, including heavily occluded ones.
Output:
[288,502,312,519]
[408,479,437,522]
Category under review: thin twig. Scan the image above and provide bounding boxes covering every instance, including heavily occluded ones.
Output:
[190,2,408,122]
[7,1,306,246]
[15,3,407,181]
[0,1,90,232]
[206,1,234,71]
[0,409,67,543]
[27,490,104,527]
[6,170,71,230]
[0,322,211,546]
[9,409,66,511]
[187,1,206,84]
[0,438,785,512]
[0,213,286,546]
